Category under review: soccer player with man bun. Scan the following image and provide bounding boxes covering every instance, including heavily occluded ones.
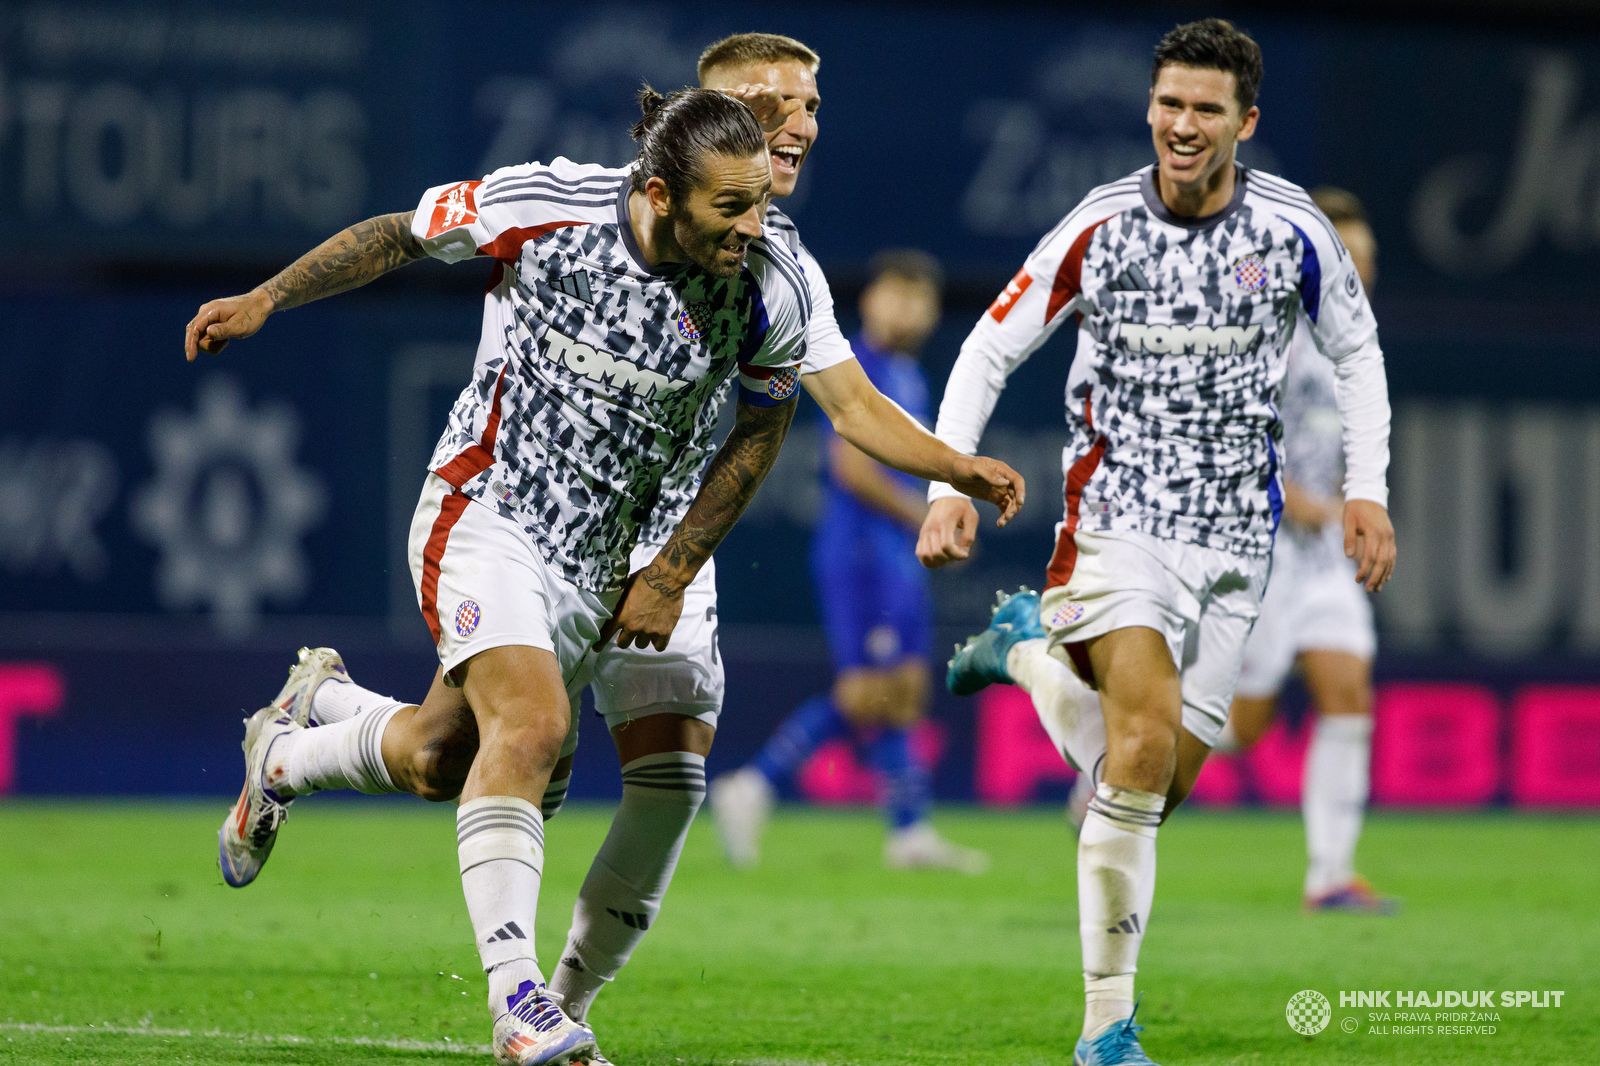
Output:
[196,33,1024,1065]
[196,84,821,1066]
[929,20,1396,1066]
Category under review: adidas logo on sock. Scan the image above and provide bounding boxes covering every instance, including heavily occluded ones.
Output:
[605,907,650,930]
[485,920,527,943]
[560,954,586,973]
[1107,912,1143,934]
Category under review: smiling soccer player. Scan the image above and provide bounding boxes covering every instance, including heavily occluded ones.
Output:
[929,19,1396,1066]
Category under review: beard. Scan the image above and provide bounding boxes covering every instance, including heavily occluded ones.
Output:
[672,212,747,278]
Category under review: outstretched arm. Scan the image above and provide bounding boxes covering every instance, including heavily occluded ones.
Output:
[602,397,797,651]
[803,358,1024,524]
[183,211,425,360]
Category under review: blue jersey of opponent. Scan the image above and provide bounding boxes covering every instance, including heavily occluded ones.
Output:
[810,334,934,669]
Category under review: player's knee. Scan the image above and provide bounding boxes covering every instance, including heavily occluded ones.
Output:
[832,673,892,725]
[1109,713,1180,767]
[481,704,568,774]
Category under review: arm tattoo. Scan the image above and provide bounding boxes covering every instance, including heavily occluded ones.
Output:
[641,398,797,597]
[258,211,425,312]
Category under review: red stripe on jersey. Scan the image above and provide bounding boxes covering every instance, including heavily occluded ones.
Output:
[988,268,1033,322]
[1044,434,1107,591]
[1046,217,1112,324]
[477,221,589,264]
[419,491,472,645]
[737,362,777,380]
[435,365,509,488]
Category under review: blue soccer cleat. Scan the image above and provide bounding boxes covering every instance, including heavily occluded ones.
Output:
[1074,1001,1160,1066]
[946,587,1046,696]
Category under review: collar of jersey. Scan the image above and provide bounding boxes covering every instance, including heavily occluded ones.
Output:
[615,180,684,278]
[1140,163,1248,231]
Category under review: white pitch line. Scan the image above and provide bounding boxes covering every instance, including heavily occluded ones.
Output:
[0,1022,843,1065]
[0,1021,490,1054]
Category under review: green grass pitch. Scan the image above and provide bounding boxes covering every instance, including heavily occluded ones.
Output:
[0,802,1594,1064]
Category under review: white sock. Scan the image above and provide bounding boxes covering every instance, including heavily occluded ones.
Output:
[1303,713,1373,897]
[309,678,407,726]
[548,752,705,1023]
[458,797,546,1016]
[274,704,403,797]
[1078,782,1163,1040]
[1006,638,1107,777]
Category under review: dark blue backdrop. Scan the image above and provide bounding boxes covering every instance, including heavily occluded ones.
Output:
[2,2,1598,798]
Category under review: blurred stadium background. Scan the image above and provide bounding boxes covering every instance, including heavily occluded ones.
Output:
[1,0,1598,817]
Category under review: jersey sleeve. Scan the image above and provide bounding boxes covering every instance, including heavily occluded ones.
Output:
[409,159,615,264]
[735,237,810,407]
[1289,211,1391,507]
[927,208,1105,501]
[795,242,856,376]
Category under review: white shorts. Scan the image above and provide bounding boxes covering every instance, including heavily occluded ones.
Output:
[1234,538,1375,699]
[410,476,727,759]
[586,558,725,730]
[408,473,614,688]
[1038,527,1271,748]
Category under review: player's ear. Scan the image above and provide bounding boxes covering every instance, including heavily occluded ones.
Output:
[644,175,674,219]
[1236,106,1260,142]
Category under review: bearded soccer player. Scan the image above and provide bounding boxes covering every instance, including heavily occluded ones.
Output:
[196,87,804,1066]
[194,35,1022,1065]
[924,20,1395,1066]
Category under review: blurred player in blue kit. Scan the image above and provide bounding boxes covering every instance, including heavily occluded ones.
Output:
[710,252,989,874]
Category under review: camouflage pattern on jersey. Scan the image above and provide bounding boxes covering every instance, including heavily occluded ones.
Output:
[415,162,808,592]
[630,202,836,564]
[1058,166,1365,557]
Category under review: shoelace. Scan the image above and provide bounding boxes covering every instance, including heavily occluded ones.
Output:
[1097,995,1153,1065]
[510,988,569,1033]
[248,800,287,849]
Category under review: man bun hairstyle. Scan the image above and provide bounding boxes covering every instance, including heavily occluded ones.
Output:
[1309,186,1367,226]
[697,32,820,82]
[1151,18,1264,113]
[630,85,768,203]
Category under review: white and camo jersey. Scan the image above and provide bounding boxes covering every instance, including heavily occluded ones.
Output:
[1279,319,1350,570]
[413,158,809,593]
[626,202,856,570]
[932,164,1391,567]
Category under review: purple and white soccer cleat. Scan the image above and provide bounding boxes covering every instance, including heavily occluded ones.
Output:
[492,981,596,1066]
[217,706,302,888]
[270,646,351,727]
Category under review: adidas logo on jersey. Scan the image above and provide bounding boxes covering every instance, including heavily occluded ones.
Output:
[544,328,690,399]
[1120,322,1262,355]
[554,270,593,304]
